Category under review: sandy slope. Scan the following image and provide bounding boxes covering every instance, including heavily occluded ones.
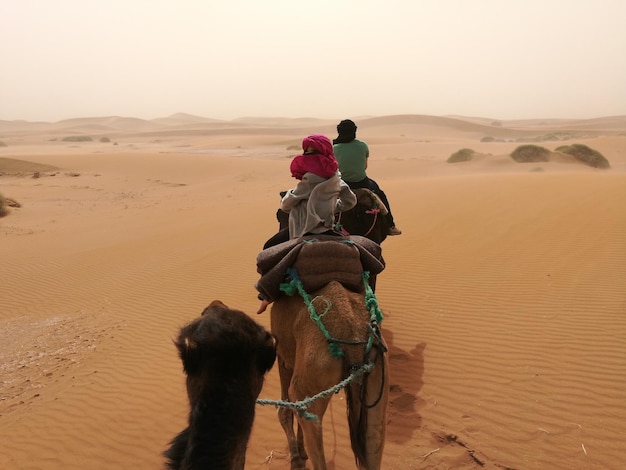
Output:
[1,115,625,469]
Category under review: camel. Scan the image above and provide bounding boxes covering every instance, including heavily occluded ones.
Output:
[270,280,389,470]
[165,300,276,470]
[337,188,390,245]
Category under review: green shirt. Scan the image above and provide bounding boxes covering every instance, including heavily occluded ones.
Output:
[333,139,369,183]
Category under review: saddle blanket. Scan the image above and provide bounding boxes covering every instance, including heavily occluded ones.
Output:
[255,234,385,302]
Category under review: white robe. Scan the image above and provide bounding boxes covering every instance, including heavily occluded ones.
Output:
[280,172,356,239]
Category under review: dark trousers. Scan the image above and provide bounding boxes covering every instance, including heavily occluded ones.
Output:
[263,227,290,249]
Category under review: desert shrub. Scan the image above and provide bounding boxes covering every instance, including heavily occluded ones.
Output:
[447,148,475,163]
[517,132,574,143]
[62,135,93,142]
[100,136,111,143]
[0,193,7,217]
[286,144,300,151]
[481,136,495,142]
[545,132,573,141]
[0,141,7,147]
[510,144,551,163]
[555,144,610,169]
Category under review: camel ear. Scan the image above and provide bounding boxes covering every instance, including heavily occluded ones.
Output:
[201,300,228,316]
[183,336,198,351]
[176,335,201,374]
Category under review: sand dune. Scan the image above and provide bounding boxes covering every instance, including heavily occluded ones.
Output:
[1,115,625,469]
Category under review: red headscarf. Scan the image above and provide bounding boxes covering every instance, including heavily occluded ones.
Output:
[290,134,338,180]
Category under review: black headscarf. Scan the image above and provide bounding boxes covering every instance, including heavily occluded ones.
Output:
[333,119,357,144]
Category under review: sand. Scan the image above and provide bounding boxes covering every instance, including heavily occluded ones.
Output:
[1,114,625,469]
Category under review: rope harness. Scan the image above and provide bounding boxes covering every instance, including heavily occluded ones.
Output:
[256,260,387,420]
[256,362,375,421]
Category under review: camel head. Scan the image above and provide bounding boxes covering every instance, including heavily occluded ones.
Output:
[175,300,276,406]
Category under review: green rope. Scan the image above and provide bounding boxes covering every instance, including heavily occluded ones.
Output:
[256,361,374,421]
[280,267,343,357]
[262,245,386,420]
[361,271,384,353]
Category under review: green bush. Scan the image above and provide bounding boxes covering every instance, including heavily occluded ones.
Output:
[516,132,574,143]
[62,135,93,142]
[510,144,551,163]
[447,148,476,163]
[481,136,495,142]
[555,144,610,169]
[100,136,111,143]
[0,193,7,217]
[0,141,7,147]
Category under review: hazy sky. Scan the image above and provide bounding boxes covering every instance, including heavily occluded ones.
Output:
[2,0,625,122]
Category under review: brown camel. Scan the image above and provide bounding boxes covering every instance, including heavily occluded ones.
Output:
[337,188,391,245]
[165,300,276,470]
[270,280,389,470]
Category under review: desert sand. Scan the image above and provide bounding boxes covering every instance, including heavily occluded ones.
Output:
[1,114,625,469]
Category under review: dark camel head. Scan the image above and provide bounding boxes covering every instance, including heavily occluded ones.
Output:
[175,300,276,406]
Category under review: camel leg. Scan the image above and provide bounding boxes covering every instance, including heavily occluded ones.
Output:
[296,423,306,460]
[294,395,332,470]
[277,358,307,469]
[357,353,390,470]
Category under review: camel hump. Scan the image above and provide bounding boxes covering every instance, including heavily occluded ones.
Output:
[293,240,364,293]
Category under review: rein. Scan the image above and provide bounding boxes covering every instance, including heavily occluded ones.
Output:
[363,208,380,237]
[336,207,380,237]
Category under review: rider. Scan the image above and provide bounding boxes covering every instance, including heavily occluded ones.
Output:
[257,134,356,313]
[333,119,401,236]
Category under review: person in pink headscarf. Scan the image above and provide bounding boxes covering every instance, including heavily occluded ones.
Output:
[274,134,356,241]
[256,134,357,313]
[289,134,339,180]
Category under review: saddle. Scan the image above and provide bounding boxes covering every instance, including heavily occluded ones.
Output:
[292,240,363,294]
[255,234,384,302]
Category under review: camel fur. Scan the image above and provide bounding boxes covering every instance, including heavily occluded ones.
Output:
[270,281,389,470]
[165,301,276,470]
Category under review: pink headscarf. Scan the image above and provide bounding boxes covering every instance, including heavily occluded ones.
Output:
[289,134,338,180]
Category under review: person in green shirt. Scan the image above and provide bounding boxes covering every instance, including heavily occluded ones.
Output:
[333,119,401,236]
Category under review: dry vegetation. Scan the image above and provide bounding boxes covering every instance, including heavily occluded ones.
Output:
[556,143,610,169]
[447,148,476,163]
[0,193,7,217]
[510,144,551,162]
[62,135,93,142]
[0,193,21,217]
